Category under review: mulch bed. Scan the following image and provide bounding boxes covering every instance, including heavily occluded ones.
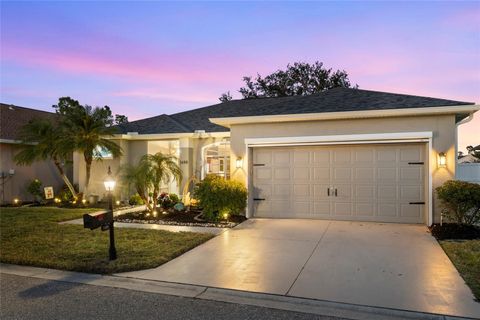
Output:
[429,223,480,240]
[115,209,247,228]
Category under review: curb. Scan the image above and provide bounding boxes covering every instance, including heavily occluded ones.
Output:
[0,263,475,320]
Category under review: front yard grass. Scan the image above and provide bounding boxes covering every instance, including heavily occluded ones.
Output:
[0,207,213,274]
[440,239,480,301]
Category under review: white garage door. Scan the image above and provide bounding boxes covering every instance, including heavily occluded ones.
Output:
[252,143,426,223]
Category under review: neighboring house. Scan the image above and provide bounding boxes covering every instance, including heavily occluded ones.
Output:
[0,103,71,204]
[458,154,480,164]
[75,88,479,225]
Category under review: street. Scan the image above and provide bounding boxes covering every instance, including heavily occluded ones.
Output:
[0,274,344,320]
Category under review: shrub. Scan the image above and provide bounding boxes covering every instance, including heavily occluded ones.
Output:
[436,180,480,225]
[26,179,43,202]
[58,183,78,202]
[158,192,180,209]
[129,193,144,206]
[194,174,247,221]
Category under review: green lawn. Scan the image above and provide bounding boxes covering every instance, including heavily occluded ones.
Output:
[440,239,480,301]
[0,207,213,274]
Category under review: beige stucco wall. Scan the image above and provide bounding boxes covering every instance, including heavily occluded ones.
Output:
[229,114,457,223]
[1,143,70,204]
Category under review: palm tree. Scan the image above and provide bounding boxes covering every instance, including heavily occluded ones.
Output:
[55,98,123,195]
[122,152,182,213]
[14,119,78,198]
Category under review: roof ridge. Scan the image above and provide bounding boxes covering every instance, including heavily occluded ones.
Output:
[162,114,192,132]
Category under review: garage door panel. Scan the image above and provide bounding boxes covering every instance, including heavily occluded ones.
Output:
[273,151,290,165]
[313,201,331,216]
[377,203,398,217]
[293,151,310,164]
[313,184,331,198]
[293,167,310,180]
[253,143,425,223]
[400,204,422,218]
[314,167,330,180]
[333,168,352,181]
[254,150,272,166]
[254,167,272,180]
[355,203,375,216]
[333,202,353,216]
[273,168,290,180]
[377,168,397,181]
[400,185,423,201]
[355,185,375,200]
[273,184,290,198]
[293,184,310,197]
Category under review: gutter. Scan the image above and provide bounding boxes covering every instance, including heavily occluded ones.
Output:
[209,105,480,128]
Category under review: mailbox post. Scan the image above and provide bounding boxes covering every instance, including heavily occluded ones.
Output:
[104,166,117,260]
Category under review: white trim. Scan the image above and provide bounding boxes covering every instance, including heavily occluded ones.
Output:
[109,131,231,141]
[245,131,434,226]
[210,105,480,128]
[245,132,433,146]
[455,112,475,178]
[0,139,35,145]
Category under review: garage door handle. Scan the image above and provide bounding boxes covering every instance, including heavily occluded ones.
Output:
[408,162,424,165]
[253,198,265,201]
[327,188,330,196]
[409,202,425,205]
[335,188,337,197]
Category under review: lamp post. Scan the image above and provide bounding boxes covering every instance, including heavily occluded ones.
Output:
[104,166,117,260]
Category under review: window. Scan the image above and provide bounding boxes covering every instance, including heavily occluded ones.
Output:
[94,145,113,159]
[203,141,230,179]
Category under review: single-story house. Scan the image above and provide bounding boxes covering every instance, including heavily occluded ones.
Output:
[75,88,479,225]
[0,103,72,204]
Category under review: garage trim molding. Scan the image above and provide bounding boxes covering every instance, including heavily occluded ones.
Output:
[244,131,433,225]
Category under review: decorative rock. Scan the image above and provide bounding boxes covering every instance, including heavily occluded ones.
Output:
[173,202,185,211]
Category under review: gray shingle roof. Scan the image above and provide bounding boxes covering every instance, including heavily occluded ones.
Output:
[117,88,474,134]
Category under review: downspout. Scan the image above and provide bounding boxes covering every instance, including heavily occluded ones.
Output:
[455,112,474,178]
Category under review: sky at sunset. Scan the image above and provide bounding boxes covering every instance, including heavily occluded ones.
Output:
[1,1,479,152]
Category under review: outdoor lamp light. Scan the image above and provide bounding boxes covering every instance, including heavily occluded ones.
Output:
[438,152,447,168]
[104,166,116,191]
[236,157,243,169]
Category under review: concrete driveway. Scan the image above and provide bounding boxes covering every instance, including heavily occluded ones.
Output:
[118,219,480,318]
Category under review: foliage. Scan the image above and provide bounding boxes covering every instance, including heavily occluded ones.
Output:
[0,207,213,274]
[436,180,480,225]
[194,174,247,221]
[122,152,182,213]
[218,91,233,102]
[14,118,77,198]
[53,97,124,193]
[26,179,43,202]
[58,183,79,202]
[158,192,180,209]
[129,193,145,206]
[114,114,129,125]
[232,61,356,99]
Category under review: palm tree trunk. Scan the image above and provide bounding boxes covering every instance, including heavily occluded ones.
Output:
[84,155,92,196]
[53,157,77,198]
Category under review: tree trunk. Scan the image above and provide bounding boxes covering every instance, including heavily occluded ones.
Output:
[84,153,92,196]
[53,157,77,199]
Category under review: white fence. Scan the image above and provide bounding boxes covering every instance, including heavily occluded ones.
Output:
[456,163,480,184]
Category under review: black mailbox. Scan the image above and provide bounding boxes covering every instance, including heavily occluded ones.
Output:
[83,211,113,230]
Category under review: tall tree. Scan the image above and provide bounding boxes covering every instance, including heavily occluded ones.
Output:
[53,97,123,195]
[122,153,182,213]
[14,119,78,198]
[218,91,233,103]
[232,61,356,99]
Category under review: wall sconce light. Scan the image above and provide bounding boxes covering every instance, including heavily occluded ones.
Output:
[236,157,243,169]
[438,152,446,168]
